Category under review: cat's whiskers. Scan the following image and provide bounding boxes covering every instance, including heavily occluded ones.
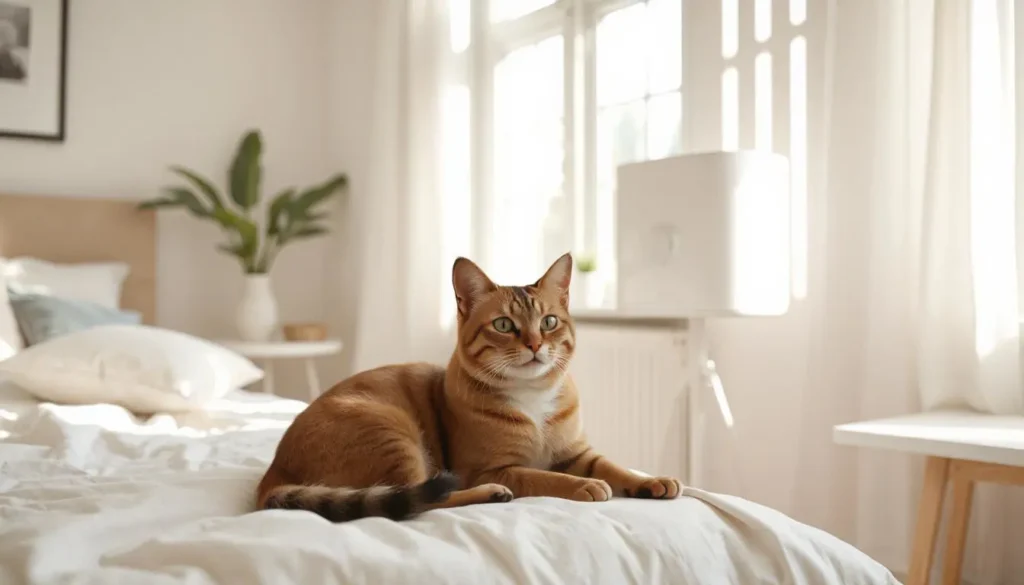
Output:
[488,353,522,375]
[470,355,518,387]
[552,356,570,374]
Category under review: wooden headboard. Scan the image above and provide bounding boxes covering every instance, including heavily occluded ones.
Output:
[0,194,157,323]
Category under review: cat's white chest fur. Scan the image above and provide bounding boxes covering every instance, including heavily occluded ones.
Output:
[503,385,562,427]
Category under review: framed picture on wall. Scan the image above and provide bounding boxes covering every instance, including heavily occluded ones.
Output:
[0,0,67,142]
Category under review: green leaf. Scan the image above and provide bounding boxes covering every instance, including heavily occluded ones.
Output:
[292,224,329,239]
[210,206,251,231]
[290,174,347,218]
[216,242,247,258]
[164,187,209,217]
[169,166,224,210]
[210,207,259,266]
[216,242,257,272]
[266,188,295,236]
[229,130,262,211]
[137,197,180,210]
[215,210,258,241]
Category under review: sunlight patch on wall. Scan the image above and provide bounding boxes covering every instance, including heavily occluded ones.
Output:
[755,0,772,43]
[448,0,470,53]
[721,0,738,59]
[789,0,806,25]
[722,67,738,151]
[754,52,773,151]
[789,35,807,299]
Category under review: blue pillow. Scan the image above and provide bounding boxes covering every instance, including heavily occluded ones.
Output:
[7,291,142,346]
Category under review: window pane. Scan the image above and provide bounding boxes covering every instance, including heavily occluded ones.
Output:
[595,100,646,299]
[646,0,682,93]
[492,36,564,283]
[597,101,647,189]
[597,3,648,107]
[647,92,682,159]
[491,0,555,23]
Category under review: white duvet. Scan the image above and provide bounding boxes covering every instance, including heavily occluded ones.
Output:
[0,387,900,585]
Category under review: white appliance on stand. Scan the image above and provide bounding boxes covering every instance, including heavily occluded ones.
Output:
[612,150,793,487]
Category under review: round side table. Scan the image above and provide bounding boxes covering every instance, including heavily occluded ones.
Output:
[217,339,343,400]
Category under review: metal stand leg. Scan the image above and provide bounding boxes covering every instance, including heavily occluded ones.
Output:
[688,318,705,488]
[305,358,321,401]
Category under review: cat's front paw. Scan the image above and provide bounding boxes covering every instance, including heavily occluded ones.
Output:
[482,483,514,503]
[569,478,613,502]
[626,476,682,499]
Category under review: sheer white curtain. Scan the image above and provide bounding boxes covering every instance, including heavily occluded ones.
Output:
[919,0,1022,417]
[349,0,464,372]
[703,0,1024,581]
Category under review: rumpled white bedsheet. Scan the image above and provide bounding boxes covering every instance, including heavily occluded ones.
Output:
[0,387,901,585]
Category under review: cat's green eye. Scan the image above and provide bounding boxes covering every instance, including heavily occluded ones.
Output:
[492,317,515,333]
[540,315,559,331]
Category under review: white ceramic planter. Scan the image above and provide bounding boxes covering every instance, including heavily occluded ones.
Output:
[236,274,279,341]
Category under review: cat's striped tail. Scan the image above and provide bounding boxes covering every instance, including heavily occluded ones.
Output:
[262,472,459,522]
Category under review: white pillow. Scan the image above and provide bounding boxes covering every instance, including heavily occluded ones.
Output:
[0,261,24,359]
[1,257,130,309]
[0,324,265,414]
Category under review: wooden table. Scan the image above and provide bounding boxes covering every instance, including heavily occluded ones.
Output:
[833,410,1024,585]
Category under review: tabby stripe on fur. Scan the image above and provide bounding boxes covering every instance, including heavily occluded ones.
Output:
[474,405,530,425]
[468,324,486,345]
[546,403,578,426]
[263,472,459,522]
[551,447,592,473]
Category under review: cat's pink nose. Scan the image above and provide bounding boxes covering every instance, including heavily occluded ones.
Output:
[525,341,541,353]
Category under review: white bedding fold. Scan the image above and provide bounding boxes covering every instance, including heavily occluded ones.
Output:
[0,391,900,585]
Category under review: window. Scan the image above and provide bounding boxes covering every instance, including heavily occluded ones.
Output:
[455,0,683,303]
[719,0,808,298]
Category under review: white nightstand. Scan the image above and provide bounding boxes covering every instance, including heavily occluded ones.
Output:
[217,339,343,400]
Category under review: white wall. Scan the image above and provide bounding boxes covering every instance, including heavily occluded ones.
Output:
[0,0,342,399]
[321,0,383,385]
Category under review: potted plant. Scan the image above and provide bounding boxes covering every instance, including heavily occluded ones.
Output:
[138,129,347,341]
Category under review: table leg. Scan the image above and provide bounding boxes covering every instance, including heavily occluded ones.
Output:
[908,456,950,585]
[941,465,974,585]
[305,358,321,401]
[262,360,275,395]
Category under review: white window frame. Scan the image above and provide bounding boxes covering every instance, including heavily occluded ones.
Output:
[468,0,677,284]
[1015,0,1024,316]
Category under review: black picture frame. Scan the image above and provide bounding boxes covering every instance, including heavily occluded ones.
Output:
[0,0,68,142]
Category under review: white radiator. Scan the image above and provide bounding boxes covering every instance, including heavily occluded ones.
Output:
[569,321,691,482]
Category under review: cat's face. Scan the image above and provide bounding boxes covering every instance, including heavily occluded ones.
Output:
[452,254,576,387]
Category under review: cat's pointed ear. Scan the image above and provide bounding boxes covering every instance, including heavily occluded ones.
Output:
[536,253,573,306]
[452,257,496,316]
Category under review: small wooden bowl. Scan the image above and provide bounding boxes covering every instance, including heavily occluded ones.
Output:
[282,322,328,342]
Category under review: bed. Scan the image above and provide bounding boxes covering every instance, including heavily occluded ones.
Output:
[0,194,901,585]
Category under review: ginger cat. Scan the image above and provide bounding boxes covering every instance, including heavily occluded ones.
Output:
[256,253,682,521]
